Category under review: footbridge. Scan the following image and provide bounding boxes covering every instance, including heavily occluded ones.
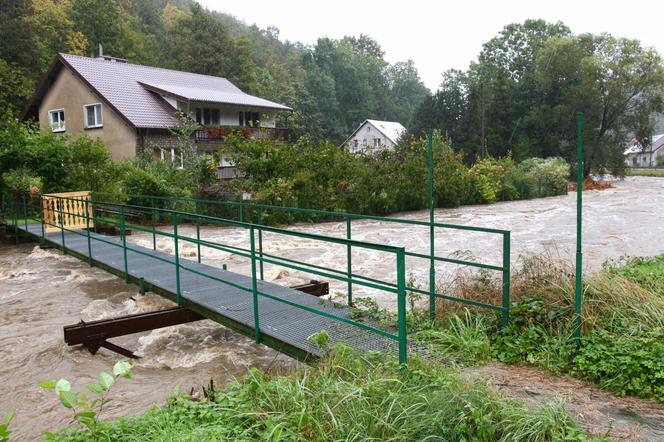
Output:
[1,191,512,364]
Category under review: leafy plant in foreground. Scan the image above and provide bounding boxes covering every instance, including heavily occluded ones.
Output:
[40,361,132,440]
[0,412,14,442]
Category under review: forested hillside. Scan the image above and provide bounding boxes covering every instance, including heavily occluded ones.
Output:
[0,0,429,142]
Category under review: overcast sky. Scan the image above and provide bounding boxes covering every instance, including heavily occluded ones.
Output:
[199,0,664,91]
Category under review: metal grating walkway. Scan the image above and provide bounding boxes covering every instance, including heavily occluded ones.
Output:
[16,224,399,359]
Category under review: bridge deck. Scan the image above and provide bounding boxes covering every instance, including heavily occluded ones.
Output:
[16,224,398,360]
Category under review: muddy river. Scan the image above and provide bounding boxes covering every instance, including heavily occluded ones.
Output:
[1,176,663,440]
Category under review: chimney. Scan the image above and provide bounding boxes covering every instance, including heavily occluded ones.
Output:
[97,43,104,59]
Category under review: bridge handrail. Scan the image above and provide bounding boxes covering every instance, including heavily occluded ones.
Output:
[20,192,411,363]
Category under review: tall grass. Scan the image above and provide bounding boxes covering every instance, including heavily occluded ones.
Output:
[51,346,598,441]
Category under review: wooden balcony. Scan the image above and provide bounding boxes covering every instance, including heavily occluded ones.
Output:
[194,126,288,142]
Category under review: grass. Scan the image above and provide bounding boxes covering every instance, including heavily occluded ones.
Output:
[626,167,664,177]
[43,253,664,439]
[50,346,601,442]
[416,253,664,402]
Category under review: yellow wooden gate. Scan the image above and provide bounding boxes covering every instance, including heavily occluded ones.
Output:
[42,191,94,233]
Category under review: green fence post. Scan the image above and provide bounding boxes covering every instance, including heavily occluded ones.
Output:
[173,211,182,306]
[427,128,436,321]
[195,200,201,263]
[58,198,66,253]
[238,195,243,223]
[120,205,129,283]
[501,231,511,327]
[22,193,28,236]
[575,112,584,345]
[249,225,261,343]
[85,199,92,266]
[13,195,19,244]
[258,210,264,280]
[396,248,408,365]
[151,198,156,251]
[346,217,353,306]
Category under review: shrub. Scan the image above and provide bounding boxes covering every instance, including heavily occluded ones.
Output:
[518,157,569,197]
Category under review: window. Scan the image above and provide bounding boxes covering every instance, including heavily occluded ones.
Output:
[373,138,381,147]
[239,111,259,127]
[48,109,65,132]
[195,108,220,125]
[84,103,103,128]
[353,140,359,148]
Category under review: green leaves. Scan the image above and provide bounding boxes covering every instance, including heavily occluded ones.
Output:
[58,390,77,409]
[38,360,134,437]
[113,361,132,379]
[99,372,115,391]
[0,411,15,442]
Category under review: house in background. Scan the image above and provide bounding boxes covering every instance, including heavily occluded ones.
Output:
[22,53,291,178]
[624,134,664,167]
[343,119,406,153]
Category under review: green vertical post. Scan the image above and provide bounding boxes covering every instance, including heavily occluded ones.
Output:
[396,248,408,365]
[249,226,261,343]
[346,217,353,306]
[22,193,28,236]
[501,232,511,327]
[150,198,156,251]
[58,198,66,253]
[238,195,243,223]
[258,229,264,280]
[257,209,264,280]
[13,195,18,244]
[574,112,584,344]
[427,128,436,321]
[120,205,129,283]
[173,212,181,306]
[85,199,92,266]
[195,200,201,264]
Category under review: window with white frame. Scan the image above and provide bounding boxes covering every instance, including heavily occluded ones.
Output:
[84,103,103,128]
[48,109,65,132]
[373,138,381,147]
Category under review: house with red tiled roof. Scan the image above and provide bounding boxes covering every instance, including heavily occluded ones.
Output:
[22,53,291,174]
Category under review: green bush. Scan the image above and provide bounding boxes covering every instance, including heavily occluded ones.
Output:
[228,133,569,218]
[518,157,569,197]
[573,328,664,399]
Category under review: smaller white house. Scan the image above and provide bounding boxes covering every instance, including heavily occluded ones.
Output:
[624,134,664,167]
[343,119,406,153]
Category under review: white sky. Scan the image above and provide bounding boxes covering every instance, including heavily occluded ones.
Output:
[199,0,664,91]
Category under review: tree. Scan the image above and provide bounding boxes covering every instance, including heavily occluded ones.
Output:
[536,34,664,174]
[70,0,123,55]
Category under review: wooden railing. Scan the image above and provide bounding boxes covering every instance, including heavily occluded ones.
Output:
[42,191,94,233]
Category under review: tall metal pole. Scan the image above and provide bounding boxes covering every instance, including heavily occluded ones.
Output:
[575,112,584,344]
[427,128,436,321]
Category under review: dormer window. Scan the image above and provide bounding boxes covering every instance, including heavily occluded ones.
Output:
[48,109,65,132]
[84,103,103,128]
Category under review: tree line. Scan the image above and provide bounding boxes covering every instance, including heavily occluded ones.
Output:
[1,3,663,175]
[409,20,664,174]
[0,0,428,142]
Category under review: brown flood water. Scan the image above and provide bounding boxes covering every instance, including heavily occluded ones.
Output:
[1,176,663,440]
[0,244,295,441]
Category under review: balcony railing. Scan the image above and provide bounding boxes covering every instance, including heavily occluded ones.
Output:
[194,126,288,142]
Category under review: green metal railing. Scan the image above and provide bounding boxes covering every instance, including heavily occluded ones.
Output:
[92,192,512,325]
[8,192,412,363]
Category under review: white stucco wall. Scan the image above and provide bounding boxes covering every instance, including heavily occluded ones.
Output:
[347,123,396,154]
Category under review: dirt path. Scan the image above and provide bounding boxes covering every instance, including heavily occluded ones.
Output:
[465,363,664,441]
